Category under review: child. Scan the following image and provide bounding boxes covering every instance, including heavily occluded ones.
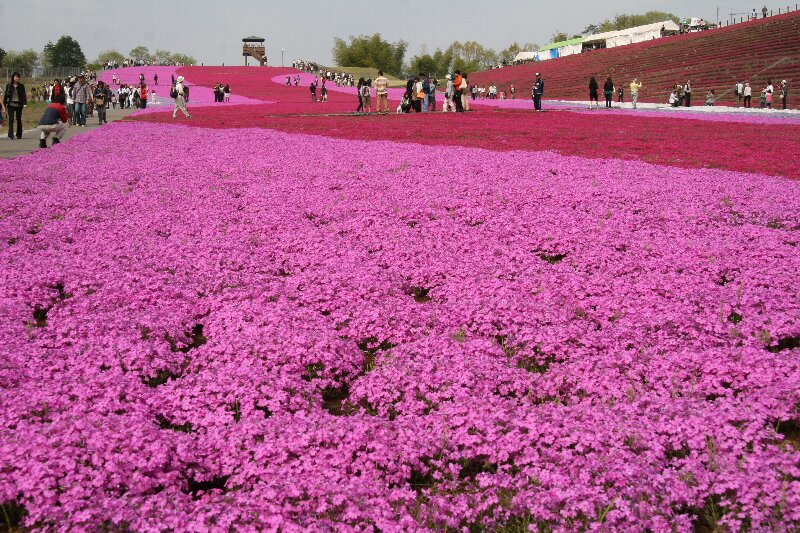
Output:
[759,90,767,109]
[705,90,716,106]
[360,83,371,114]
[765,88,773,109]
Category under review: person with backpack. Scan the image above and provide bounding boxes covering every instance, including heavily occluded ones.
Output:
[172,76,191,119]
[360,82,372,114]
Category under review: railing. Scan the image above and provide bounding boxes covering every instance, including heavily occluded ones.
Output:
[718,3,799,26]
[3,67,84,82]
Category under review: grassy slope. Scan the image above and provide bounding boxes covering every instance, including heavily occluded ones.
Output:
[324,66,407,88]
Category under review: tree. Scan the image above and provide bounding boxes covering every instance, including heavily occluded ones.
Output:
[332,33,407,76]
[3,49,39,73]
[0,48,6,68]
[169,53,197,66]
[51,35,86,67]
[129,46,151,63]
[594,11,679,33]
[40,41,55,68]
[445,41,498,74]
[408,47,452,76]
[550,31,571,43]
[499,42,539,64]
[96,49,125,65]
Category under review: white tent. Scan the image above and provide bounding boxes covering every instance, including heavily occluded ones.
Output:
[559,43,583,57]
[513,51,538,62]
[584,20,680,49]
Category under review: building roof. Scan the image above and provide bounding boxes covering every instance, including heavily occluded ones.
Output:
[538,37,585,52]
[242,36,265,42]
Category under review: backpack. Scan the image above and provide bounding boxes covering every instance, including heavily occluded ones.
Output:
[360,85,370,97]
[422,79,430,94]
[170,86,178,98]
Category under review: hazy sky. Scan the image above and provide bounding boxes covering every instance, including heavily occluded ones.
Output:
[0,0,773,66]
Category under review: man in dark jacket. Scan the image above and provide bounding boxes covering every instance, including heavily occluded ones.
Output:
[532,73,544,111]
[4,71,27,139]
[37,93,69,148]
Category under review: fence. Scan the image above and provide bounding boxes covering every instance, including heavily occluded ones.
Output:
[719,3,799,26]
[3,67,84,83]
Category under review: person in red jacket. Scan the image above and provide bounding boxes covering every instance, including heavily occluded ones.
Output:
[37,93,69,148]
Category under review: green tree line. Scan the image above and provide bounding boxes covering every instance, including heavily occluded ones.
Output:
[0,36,196,72]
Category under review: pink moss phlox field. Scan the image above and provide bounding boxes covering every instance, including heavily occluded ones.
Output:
[0,122,799,532]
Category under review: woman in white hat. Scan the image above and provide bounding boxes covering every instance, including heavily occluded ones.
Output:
[172,76,191,119]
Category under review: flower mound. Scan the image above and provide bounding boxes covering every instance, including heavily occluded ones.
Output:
[0,118,799,531]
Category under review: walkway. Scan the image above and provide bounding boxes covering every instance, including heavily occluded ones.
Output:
[0,106,136,159]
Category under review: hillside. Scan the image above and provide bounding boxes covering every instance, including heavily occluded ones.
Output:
[471,11,800,106]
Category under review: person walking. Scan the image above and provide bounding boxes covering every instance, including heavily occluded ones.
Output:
[780,80,789,110]
[72,75,90,127]
[154,74,159,86]
[532,73,544,111]
[172,76,191,119]
[629,78,642,109]
[310,80,317,102]
[36,93,69,148]
[603,76,614,108]
[94,81,109,125]
[588,77,599,109]
[374,70,389,115]
[743,82,752,108]
[4,72,27,139]
[683,80,692,107]
[510,84,516,99]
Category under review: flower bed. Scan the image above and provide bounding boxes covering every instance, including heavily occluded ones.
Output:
[132,101,800,179]
[0,121,798,531]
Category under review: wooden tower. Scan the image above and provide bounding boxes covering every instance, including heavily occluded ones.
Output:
[243,36,267,66]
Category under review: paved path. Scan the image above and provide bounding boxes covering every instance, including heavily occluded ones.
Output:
[0,106,136,159]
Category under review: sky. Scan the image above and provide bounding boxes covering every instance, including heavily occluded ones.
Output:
[0,0,778,67]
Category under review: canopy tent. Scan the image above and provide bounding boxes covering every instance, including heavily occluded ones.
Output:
[512,51,538,63]
[538,37,585,59]
[584,20,680,49]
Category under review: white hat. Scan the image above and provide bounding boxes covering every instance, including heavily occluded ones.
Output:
[177,76,184,82]
[782,80,787,84]
[445,74,451,80]
[536,72,540,76]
